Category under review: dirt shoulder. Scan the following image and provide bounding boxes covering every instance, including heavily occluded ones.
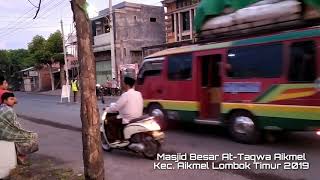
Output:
[9,153,84,180]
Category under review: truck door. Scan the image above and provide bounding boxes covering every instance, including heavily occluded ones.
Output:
[199,54,222,120]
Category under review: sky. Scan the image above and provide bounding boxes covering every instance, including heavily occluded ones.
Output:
[0,0,162,50]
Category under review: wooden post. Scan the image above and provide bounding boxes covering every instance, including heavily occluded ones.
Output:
[71,0,105,179]
[174,13,178,42]
[178,12,182,41]
[189,9,193,40]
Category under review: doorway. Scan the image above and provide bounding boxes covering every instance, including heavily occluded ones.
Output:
[199,54,222,119]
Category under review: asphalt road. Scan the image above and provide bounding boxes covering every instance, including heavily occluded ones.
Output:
[14,92,320,180]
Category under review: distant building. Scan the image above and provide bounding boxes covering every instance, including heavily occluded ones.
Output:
[143,0,200,57]
[163,0,200,43]
[91,2,166,84]
[19,66,52,92]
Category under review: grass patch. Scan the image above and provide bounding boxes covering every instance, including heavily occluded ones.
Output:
[7,154,84,180]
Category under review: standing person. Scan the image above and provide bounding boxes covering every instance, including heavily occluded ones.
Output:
[105,78,112,96]
[71,78,79,103]
[0,75,9,104]
[96,84,105,104]
[111,78,117,96]
[0,92,39,165]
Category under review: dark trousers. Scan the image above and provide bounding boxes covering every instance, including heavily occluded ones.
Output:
[107,115,124,141]
[73,91,77,102]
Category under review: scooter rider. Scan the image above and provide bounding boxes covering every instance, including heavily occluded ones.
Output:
[105,76,143,143]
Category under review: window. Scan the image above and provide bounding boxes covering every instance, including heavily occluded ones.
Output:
[176,0,193,8]
[95,21,103,35]
[182,11,190,31]
[288,41,317,82]
[130,51,142,64]
[168,53,193,80]
[150,17,157,22]
[96,27,103,35]
[134,16,137,21]
[227,44,283,78]
[201,55,222,87]
[104,25,110,33]
[171,14,175,33]
[96,61,112,84]
[137,60,163,85]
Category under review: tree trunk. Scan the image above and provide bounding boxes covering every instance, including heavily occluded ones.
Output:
[60,63,66,88]
[48,64,55,91]
[71,1,105,180]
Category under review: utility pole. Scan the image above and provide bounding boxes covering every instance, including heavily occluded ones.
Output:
[61,19,70,102]
[109,0,116,80]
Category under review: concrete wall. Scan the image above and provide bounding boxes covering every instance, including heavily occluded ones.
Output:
[39,68,52,91]
[94,33,111,47]
[114,4,166,65]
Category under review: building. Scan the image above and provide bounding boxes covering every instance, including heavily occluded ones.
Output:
[20,66,52,92]
[65,31,79,79]
[143,0,200,57]
[163,0,200,43]
[91,2,166,84]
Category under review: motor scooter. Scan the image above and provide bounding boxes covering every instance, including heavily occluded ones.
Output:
[100,109,165,159]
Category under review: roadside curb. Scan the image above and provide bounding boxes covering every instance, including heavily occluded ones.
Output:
[17,91,120,99]
[18,114,82,132]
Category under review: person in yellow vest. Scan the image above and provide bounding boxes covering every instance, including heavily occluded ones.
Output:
[71,78,79,103]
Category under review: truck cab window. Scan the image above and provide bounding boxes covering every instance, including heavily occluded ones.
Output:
[137,60,163,85]
[288,41,316,82]
[168,53,193,80]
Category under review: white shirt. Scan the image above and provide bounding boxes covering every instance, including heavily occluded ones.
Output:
[108,88,143,124]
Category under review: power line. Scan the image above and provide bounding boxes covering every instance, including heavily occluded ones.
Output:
[0,7,35,34]
[0,19,73,22]
[40,0,70,19]
[0,25,71,30]
[33,0,42,19]
[0,0,69,39]
[0,0,56,35]
[27,0,38,8]
[0,16,72,19]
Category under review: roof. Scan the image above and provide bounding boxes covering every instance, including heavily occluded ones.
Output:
[146,27,320,58]
[91,1,162,21]
[19,67,35,72]
[141,57,165,64]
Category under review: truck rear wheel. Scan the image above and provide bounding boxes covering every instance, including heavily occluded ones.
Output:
[228,111,261,144]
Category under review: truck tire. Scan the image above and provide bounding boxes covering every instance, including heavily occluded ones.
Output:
[228,111,261,144]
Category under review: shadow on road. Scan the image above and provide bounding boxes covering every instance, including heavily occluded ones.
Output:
[165,121,320,149]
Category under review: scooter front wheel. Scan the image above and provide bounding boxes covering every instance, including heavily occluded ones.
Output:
[142,136,160,160]
[101,132,113,152]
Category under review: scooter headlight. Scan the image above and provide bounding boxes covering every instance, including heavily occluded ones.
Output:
[151,109,164,122]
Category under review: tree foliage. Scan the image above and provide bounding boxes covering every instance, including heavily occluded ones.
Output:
[46,31,63,54]
[27,31,64,66]
[28,35,46,54]
[47,31,64,65]
[0,30,64,90]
